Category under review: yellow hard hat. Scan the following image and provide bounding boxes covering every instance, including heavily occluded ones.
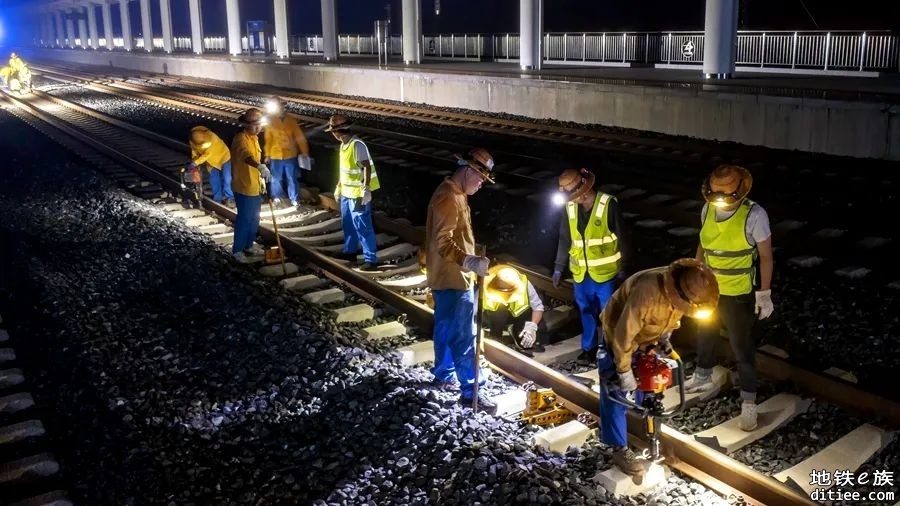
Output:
[485,264,525,305]
[663,258,719,320]
[701,165,753,208]
[557,168,595,203]
[190,127,212,148]
[453,148,495,183]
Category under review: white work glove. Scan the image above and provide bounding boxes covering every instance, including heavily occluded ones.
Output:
[297,154,312,171]
[552,270,562,288]
[333,183,342,199]
[617,370,637,392]
[755,290,774,320]
[518,321,538,348]
[361,187,372,206]
[259,177,267,195]
[462,255,489,277]
[257,163,271,181]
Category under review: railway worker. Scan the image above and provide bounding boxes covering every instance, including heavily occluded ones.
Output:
[263,97,310,208]
[482,264,548,356]
[684,165,774,432]
[230,107,270,263]
[599,259,718,476]
[424,148,496,412]
[188,126,233,206]
[8,53,25,72]
[552,168,627,366]
[326,114,381,271]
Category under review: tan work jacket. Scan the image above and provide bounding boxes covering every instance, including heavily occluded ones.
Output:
[600,267,684,373]
[425,178,476,291]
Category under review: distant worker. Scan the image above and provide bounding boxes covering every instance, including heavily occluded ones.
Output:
[230,107,270,263]
[263,97,310,208]
[598,259,718,476]
[326,114,380,271]
[8,53,25,72]
[425,148,495,412]
[188,126,233,206]
[553,169,627,366]
[685,165,774,432]
[483,264,548,356]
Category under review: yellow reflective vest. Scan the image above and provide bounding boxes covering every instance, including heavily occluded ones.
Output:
[700,200,756,296]
[567,193,621,283]
[482,273,530,318]
[337,137,380,199]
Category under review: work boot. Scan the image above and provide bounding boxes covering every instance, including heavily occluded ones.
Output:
[739,401,758,431]
[244,244,265,256]
[335,251,358,262]
[612,447,644,477]
[684,372,715,394]
[226,198,236,208]
[459,393,497,415]
[576,348,596,366]
[431,377,460,392]
[233,251,254,263]
[291,200,299,208]
[356,262,380,272]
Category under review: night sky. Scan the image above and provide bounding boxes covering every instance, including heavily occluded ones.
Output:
[2,0,899,47]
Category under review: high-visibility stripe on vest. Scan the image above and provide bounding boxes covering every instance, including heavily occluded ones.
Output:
[483,273,530,317]
[567,193,621,283]
[700,199,757,296]
[339,138,380,199]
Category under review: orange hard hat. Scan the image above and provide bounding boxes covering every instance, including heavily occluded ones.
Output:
[663,258,719,319]
[454,148,495,183]
[557,168,595,202]
[701,165,753,207]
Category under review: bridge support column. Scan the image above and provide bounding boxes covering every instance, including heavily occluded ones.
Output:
[702,0,739,79]
[321,0,338,61]
[519,0,543,70]
[401,0,422,64]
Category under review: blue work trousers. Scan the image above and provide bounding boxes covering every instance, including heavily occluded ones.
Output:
[208,162,234,202]
[597,340,643,448]
[269,158,300,202]
[573,276,615,351]
[232,192,262,253]
[432,287,483,399]
[340,195,378,264]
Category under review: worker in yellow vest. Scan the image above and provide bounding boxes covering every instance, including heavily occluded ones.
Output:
[482,264,547,356]
[263,97,310,208]
[552,168,627,366]
[326,114,380,271]
[230,108,270,263]
[684,165,774,432]
[188,126,233,206]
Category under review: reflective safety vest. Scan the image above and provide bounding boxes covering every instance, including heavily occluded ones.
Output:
[700,200,757,296]
[567,193,621,283]
[482,273,530,318]
[339,138,380,199]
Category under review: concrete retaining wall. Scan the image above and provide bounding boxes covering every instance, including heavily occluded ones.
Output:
[23,48,900,161]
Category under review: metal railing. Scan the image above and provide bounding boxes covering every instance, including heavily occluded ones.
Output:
[492,30,897,72]
[40,30,898,72]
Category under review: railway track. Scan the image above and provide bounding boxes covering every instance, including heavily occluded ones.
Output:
[32,63,900,286]
[2,80,898,505]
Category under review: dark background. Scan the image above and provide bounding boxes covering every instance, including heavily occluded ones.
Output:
[2,0,899,47]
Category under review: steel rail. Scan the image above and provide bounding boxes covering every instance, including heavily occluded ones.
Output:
[3,87,809,505]
[29,66,900,428]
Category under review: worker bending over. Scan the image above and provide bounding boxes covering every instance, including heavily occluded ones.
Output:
[598,259,718,476]
[188,126,233,206]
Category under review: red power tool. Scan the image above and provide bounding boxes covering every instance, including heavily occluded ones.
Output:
[606,348,686,462]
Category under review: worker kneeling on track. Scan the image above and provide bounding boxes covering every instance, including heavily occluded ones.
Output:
[230,107,270,263]
[483,264,548,356]
[425,148,496,412]
[188,126,234,207]
[598,259,718,476]
[327,114,381,271]
[263,97,310,208]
